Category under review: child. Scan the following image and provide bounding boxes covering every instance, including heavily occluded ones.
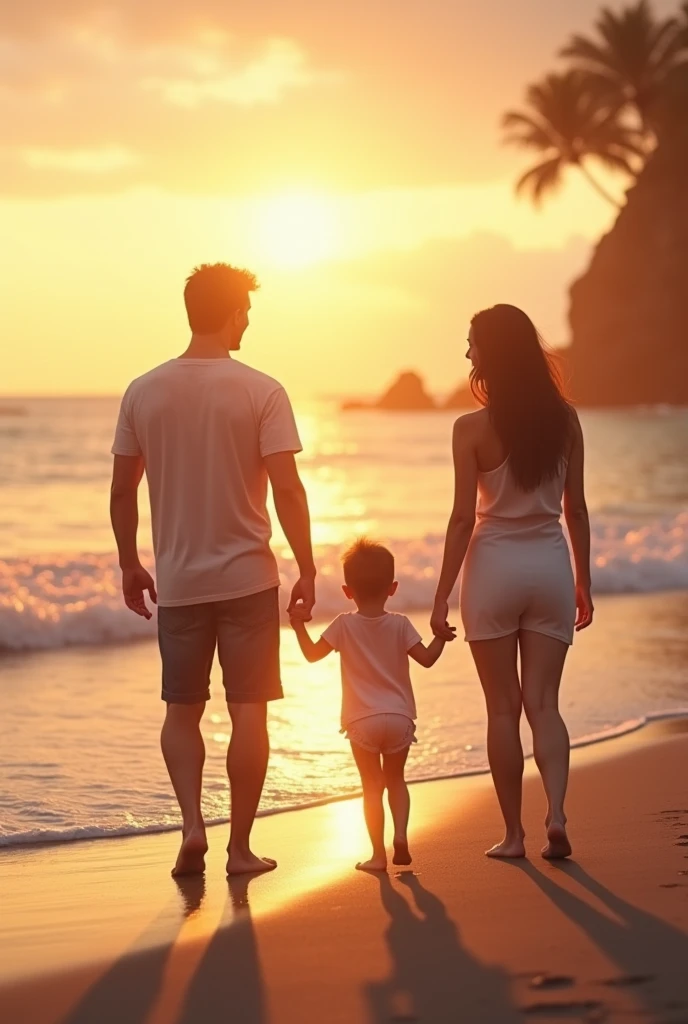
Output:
[289,538,453,872]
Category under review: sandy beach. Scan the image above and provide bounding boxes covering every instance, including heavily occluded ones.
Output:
[2,719,687,1024]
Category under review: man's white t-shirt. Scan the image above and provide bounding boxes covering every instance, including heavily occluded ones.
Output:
[111,358,302,607]
[321,612,422,729]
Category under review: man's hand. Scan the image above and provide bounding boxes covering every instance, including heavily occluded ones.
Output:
[122,565,157,620]
[287,575,315,622]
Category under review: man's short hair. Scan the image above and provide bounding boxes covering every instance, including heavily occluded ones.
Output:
[342,538,395,599]
[184,263,259,333]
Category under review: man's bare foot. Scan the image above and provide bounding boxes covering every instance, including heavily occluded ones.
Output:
[171,829,208,877]
[393,839,412,866]
[542,821,572,860]
[356,856,388,873]
[485,835,526,858]
[226,851,277,876]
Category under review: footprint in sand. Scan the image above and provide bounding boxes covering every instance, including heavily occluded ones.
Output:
[599,974,653,987]
[521,999,605,1017]
[529,975,575,991]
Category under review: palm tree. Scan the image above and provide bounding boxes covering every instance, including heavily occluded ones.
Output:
[502,70,643,207]
[560,0,686,135]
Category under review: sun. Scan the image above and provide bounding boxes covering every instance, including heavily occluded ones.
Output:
[254,192,341,269]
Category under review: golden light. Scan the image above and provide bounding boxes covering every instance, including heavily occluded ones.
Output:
[254,192,341,268]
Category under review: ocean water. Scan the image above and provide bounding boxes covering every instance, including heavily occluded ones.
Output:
[0,396,687,846]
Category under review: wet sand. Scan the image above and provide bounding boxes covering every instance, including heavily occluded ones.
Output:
[2,720,688,1023]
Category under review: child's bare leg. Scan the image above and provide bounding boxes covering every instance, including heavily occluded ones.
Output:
[350,743,387,871]
[383,747,412,865]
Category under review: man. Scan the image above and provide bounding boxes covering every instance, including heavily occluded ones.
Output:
[110,263,315,877]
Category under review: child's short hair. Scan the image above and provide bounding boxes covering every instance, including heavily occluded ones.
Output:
[342,538,395,599]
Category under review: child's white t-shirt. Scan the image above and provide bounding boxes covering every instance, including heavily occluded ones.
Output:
[321,612,422,729]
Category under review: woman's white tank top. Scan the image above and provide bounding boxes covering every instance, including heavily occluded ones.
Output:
[476,458,566,522]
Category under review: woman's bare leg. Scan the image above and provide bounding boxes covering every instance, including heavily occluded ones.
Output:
[382,747,412,865]
[520,630,571,859]
[351,743,387,871]
[470,633,525,857]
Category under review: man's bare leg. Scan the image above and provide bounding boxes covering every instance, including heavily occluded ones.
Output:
[161,702,208,876]
[226,702,277,875]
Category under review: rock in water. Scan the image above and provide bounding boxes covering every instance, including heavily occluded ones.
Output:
[566,72,688,406]
[376,371,436,411]
[443,384,476,410]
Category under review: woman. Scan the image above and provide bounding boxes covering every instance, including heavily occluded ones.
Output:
[431,304,593,860]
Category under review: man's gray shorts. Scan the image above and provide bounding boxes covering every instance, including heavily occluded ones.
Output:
[157,587,282,705]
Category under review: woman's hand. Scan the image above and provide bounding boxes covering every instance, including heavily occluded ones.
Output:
[575,583,594,631]
[431,599,456,642]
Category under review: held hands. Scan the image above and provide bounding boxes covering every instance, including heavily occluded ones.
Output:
[575,583,594,631]
[122,564,157,619]
[287,574,316,623]
[430,599,457,642]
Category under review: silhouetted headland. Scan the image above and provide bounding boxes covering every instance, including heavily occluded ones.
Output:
[564,68,688,406]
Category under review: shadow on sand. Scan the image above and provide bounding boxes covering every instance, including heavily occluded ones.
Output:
[512,859,688,1014]
[365,871,521,1023]
[64,874,266,1024]
[178,874,266,1024]
[63,875,207,1024]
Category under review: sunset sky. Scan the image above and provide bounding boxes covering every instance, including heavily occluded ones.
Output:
[2,0,676,397]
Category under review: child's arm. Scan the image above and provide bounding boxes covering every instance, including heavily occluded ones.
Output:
[289,616,334,663]
[408,635,450,668]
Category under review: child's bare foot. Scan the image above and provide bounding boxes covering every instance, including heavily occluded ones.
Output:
[171,829,208,877]
[485,833,526,859]
[542,821,572,860]
[226,850,277,876]
[356,856,388,873]
[393,838,412,866]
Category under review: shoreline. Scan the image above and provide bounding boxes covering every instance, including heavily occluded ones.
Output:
[2,708,688,852]
[2,717,688,1022]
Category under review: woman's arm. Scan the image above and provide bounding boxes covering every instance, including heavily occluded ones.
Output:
[430,416,478,639]
[563,410,594,631]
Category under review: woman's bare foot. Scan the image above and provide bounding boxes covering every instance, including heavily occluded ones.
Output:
[393,838,412,866]
[356,856,388,872]
[542,821,572,860]
[485,833,526,858]
[171,829,208,877]
[226,851,277,876]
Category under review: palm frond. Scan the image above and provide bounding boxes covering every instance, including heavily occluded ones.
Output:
[515,157,564,206]
[501,110,554,149]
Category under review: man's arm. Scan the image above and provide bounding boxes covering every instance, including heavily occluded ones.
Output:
[289,618,333,663]
[264,451,316,620]
[110,454,157,619]
[408,636,450,668]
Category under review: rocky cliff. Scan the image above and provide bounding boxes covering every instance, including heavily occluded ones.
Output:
[566,77,688,406]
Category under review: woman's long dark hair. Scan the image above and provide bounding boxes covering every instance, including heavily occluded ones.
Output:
[470,304,572,491]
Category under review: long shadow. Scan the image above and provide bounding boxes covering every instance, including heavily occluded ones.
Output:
[64,875,206,1024]
[179,875,266,1024]
[364,872,521,1023]
[513,860,688,1012]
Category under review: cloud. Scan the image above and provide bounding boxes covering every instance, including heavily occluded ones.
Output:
[21,145,140,173]
[143,37,335,108]
[1,0,679,198]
